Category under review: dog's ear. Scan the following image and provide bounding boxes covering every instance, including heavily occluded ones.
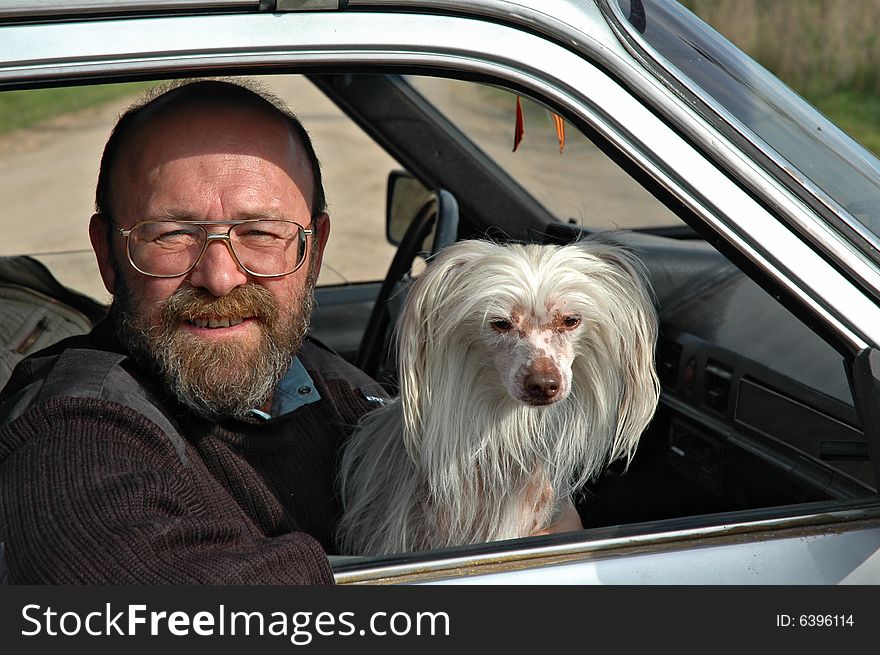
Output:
[395,240,492,442]
[581,240,661,465]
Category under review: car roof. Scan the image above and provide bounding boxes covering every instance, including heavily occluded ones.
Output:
[0,0,595,23]
[0,0,391,16]
[0,0,255,20]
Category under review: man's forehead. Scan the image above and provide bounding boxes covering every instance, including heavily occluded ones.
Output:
[97,80,325,225]
[127,100,299,162]
[112,99,313,211]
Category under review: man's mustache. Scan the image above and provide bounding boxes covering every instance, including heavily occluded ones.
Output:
[160,284,279,326]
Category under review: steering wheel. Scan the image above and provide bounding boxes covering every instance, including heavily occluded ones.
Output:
[355,189,459,385]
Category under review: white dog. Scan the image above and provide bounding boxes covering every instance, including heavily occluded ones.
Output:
[336,238,660,555]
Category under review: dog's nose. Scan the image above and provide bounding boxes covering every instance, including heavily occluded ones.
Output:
[525,374,560,399]
[524,368,561,401]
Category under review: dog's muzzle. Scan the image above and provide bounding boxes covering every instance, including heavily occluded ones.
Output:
[522,357,563,405]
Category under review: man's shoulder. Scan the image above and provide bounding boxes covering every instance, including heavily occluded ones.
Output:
[0,327,185,460]
[297,336,389,414]
[298,337,378,388]
[1,332,109,400]
[1,341,133,424]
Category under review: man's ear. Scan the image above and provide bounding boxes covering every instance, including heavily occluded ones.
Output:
[311,212,331,280]
[89,213,117,294]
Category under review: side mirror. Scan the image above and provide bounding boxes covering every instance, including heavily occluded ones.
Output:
[386,170,432,248]
[358,171,460,381]
[386,170,459,256]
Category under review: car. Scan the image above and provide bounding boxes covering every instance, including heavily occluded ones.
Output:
[0,0,878,585]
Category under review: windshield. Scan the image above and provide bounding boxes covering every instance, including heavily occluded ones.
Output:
[614,0,880,244]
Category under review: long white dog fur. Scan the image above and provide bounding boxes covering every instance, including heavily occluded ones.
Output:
[336,238,660,555]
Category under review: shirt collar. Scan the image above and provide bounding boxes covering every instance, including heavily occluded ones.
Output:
[248,356,321,420]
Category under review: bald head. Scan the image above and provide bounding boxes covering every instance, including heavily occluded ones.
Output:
[96,80,326,222]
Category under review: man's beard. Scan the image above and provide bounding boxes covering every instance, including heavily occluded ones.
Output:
[111,277,314,421]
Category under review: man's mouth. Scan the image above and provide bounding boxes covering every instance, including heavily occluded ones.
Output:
[187,316,247,329]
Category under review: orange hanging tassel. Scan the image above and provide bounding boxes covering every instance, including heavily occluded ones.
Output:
[513,95,525,152]
[552,113,565,153]
[513,96,564,153]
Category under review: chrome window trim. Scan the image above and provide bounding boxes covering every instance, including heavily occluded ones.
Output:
[334,505,880,584]
[1,11,877,354]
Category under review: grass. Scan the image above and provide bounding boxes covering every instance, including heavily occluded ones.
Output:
[811,92,880,155]
[680,0,880,156]
[0,82,155,135]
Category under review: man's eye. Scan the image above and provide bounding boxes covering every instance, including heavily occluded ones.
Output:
[237,228,291,245]
[235,221,295,242]
[490,318,514,332]
[238,230,277,240]
[156,230,189,240]
[153,229,198,245]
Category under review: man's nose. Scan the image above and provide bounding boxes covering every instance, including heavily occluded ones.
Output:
[186,238,249,297]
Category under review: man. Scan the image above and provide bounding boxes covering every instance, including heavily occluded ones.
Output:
[0,80,385,584]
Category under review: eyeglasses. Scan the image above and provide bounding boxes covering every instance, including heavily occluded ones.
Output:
[117,219,313,278]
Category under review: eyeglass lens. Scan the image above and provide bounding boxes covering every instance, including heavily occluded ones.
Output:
[127,220,306,277]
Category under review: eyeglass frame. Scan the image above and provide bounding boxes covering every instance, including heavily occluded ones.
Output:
[115,218,314,279]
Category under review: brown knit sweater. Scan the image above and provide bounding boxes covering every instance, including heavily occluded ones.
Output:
[0,323,385,584]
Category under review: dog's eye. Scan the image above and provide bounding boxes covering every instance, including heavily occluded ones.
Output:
[490,318,514,333]
[562,316,581,330]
